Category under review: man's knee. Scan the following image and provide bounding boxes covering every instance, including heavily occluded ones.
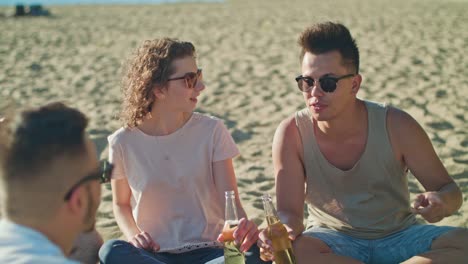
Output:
[293,235,332,255]
[431,228,468,250]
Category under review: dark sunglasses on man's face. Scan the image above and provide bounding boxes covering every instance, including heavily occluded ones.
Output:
[64,161,113,201]
[167,68,202,89]
[295,74,355,93]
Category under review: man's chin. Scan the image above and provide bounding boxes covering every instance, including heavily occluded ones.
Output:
[311,113,327,122]
[83,220,96,233]
[84,226,95,233]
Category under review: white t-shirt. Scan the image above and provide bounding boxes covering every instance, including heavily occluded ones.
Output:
[108,113,239,253]
[0,219,79,264]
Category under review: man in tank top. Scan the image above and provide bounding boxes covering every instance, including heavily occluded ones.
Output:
[257,22,467,264]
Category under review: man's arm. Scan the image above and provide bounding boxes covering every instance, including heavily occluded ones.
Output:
[273,116,306,236]
[261,116,363,264]
[387,107,462,222]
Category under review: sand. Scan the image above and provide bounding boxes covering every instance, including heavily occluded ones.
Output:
[0,0,467,242]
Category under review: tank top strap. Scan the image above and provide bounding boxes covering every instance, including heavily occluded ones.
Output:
[365,101,388,143]
[295,108,315,160]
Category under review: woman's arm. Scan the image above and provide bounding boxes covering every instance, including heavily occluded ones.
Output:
[213,159,258,252]
[112,178,159,251]
[213,159,247,219]
[111,178,140,240]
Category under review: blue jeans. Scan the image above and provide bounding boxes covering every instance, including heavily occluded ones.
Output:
[99,239,270,264]
[303,225,457,264]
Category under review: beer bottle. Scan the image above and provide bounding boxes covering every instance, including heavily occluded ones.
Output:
[223,190,245,264]
[262,194,297,264]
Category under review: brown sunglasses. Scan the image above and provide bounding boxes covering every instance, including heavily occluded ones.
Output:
[167,68,202,89]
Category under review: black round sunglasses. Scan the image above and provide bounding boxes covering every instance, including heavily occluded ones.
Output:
[64,160,113,201]
[295,74,355,93]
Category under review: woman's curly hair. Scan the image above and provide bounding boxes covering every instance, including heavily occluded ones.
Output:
[120,38,195,128]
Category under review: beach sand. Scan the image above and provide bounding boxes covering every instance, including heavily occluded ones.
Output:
[1,0,467,242]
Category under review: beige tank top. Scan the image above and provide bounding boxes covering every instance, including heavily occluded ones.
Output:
[295,100,415,239]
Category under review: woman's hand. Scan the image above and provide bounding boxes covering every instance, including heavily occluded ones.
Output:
[217,218,259,252]
[129,231,160,252]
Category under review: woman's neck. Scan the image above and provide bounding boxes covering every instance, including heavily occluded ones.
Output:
[139,110,192,136]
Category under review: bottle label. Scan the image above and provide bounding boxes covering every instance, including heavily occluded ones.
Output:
[224,241,245,264]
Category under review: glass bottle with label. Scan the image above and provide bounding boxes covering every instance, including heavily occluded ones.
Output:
[223,190,245,264]
[262,194,297,264]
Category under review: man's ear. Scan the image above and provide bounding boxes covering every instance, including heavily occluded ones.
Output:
[351,74,362,94]
[66,188,85,215]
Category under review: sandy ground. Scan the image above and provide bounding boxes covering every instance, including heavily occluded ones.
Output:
[1,0,467,242]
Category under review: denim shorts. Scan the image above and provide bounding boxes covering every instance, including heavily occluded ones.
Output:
[303,225,456,264]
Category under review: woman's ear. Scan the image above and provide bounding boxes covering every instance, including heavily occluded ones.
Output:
[153,85,166,100]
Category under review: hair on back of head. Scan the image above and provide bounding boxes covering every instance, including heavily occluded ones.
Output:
[0,102,88,185]
[298,21,360,74]
[120,38,196,128]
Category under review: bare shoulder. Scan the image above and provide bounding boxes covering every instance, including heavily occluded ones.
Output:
[386,105,436,160]
[275,115,300,139]
[386,106,425,137]
[273,115,303,159]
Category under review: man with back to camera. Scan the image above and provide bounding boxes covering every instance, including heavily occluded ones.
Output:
[0,102,111,263]
[258,22,467,264]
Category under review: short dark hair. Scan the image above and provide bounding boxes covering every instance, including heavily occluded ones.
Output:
[0,102,88,217]
[298,22,360,74]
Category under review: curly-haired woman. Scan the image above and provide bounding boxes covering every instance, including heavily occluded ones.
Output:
[98,38,268,264]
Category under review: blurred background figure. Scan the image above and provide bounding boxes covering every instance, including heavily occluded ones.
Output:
[0,102,107,263]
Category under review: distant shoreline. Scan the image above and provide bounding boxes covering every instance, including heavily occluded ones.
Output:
[0,0,223,7]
